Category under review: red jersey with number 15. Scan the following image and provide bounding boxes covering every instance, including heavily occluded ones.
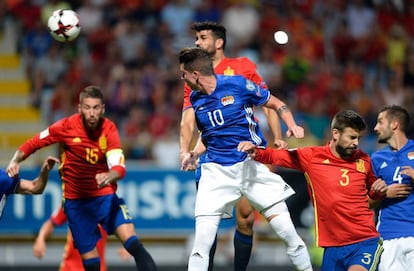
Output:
[182,56,267,111]
[18,113,123,199]
[254,144,380,248]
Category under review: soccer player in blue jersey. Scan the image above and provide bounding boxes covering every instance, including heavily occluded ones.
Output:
[0,156,58,219]
[371,105,414,271]
[179,47,313,271]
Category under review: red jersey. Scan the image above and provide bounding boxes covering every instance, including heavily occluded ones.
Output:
[51,207,107,271]
[182,56,267,111]
[255,144,380,247]
[19,114,122,199]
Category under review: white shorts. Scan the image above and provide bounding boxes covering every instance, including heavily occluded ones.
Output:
[195,158,295,218]
[379,237,414,271]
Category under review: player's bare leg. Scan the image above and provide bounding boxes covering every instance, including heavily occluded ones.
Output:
[81,248,101,271]
[234,196,255,271]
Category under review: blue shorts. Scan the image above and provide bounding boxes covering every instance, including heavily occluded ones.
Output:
[322,237,383,271]
[64,194,133,254]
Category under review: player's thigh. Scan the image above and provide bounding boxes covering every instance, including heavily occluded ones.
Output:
[236,196,254,218]
[243,160,294,211]
[196,162,241,217]
[64,199,102,254]
[235,196,255,231]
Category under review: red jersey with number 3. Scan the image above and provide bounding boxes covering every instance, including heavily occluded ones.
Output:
[182,57,268,111]
[18,113,123,199]
[255,144,380,247]
[51,207,107,271]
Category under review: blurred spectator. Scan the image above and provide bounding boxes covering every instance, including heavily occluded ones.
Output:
[221,0,259,49]
[121,104,153,160]
[49,80,77,122]
[160,0,195,37]
[385,23,408,70]
[31,42,68,123]
[75,0,104,35]
[193,0,221,22]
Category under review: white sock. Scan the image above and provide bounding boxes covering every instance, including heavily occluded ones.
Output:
[188,215,220,271]
[266,210,313,271]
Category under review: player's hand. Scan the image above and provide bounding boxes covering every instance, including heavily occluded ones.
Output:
[400,166,414,181]
[237,141,257,157]
[386,183,411,198]
[32,238,46,259]
[371,178,387,197]
[41,157,59,172]
[181,151,198,171]
[96,172,112,188]
[273,139,288,149]
[285,125,304,139]
[6,160,20,178]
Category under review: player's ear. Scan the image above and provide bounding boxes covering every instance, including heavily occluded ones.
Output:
[215,38,224,50]
[78,103,81,113]
[102,104,106,115]
[332,128,340,141]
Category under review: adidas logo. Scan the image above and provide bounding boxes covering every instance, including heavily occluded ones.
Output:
[380,162,387,169]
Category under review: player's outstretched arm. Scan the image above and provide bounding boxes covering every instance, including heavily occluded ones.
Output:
[262,107,287,148]
[16,156,59,195]
[6,150,26,178]
[180,108,196,162]
[264,95,304,139]
[33,219,55,259]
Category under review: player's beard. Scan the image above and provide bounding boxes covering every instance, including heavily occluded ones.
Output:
[376,130,392,144]
[336,144,356,159]
[82,115,102,132]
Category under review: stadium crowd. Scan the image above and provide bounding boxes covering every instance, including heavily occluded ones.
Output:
[3,0,414,161]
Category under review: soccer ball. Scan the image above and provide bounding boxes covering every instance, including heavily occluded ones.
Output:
[47,9,81,42]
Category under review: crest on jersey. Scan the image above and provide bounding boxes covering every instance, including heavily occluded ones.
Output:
[99,136,107,152]
[356,159,365,173]
[223,66,235,76]
[221,95,235,106]
[408,151,414,160]
[246,80,256,91]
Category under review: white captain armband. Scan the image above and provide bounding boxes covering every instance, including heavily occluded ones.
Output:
[106,149,125,168]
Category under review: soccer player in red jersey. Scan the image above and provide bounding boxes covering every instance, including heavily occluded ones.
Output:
[238,110,388,271]
[179,21,293,271]
[33,206,108,271]
[7,86,157,271]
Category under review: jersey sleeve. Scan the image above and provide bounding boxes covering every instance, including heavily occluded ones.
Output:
[19,119,65,159]
[105,120,123,151]
[364,155,385,200]
[182,83,192,111]
[50,207,67,226]
[255,147,311,171]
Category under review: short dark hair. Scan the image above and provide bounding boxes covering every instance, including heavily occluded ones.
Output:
[379,105,410,132]
[179,47,214,76]
[191,21,227,50]
[331,110,366,132]
[79,85,104,103]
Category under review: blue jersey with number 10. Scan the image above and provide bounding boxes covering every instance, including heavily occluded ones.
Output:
[190,75,270,166]
[371,139,414,240]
